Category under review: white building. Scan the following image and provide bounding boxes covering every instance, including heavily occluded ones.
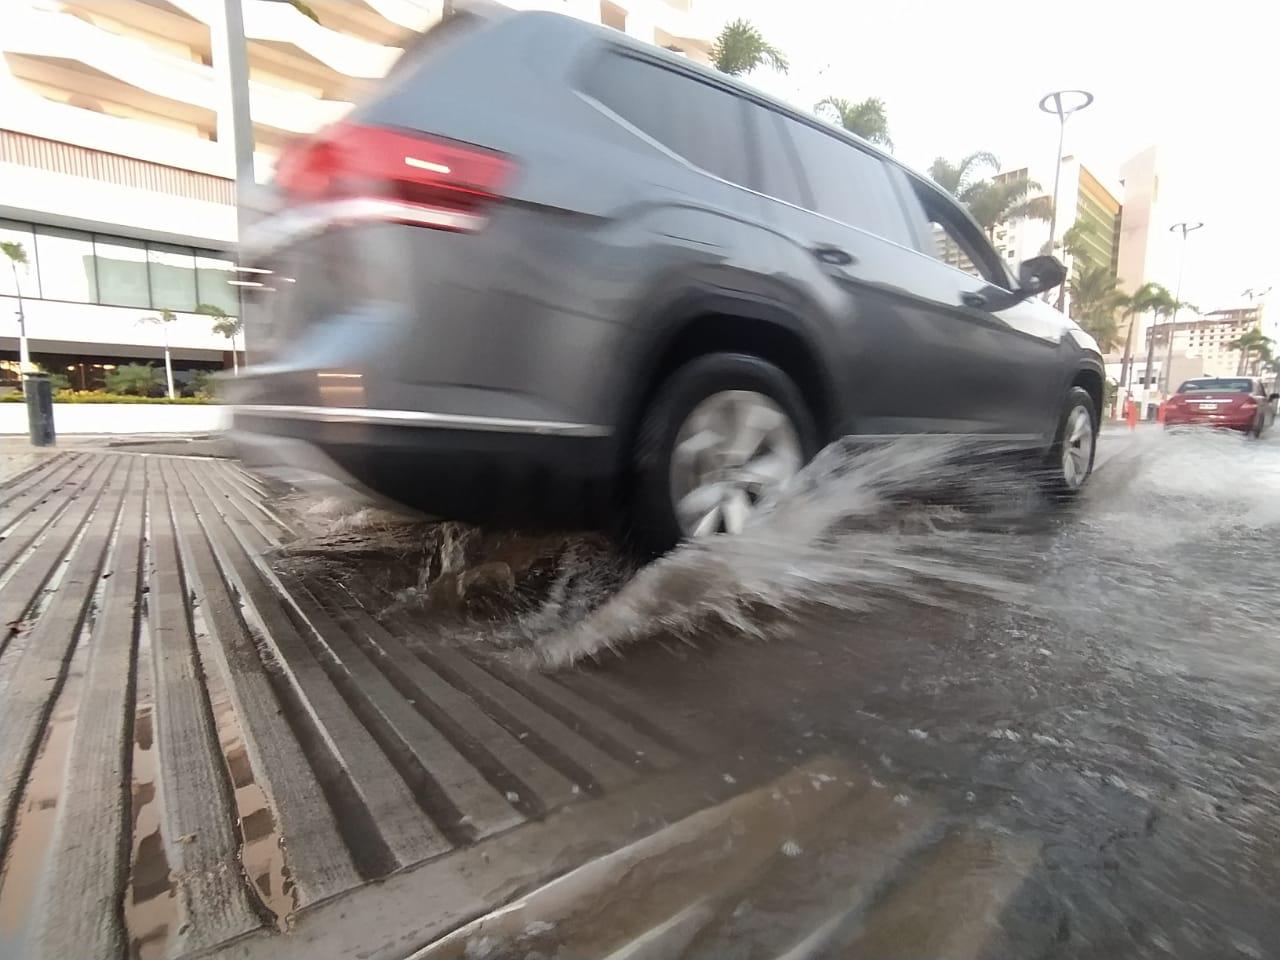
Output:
[0,0,714,391]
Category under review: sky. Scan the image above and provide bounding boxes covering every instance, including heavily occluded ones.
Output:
[702,0,1277,314]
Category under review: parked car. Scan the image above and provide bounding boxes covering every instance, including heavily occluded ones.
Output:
[227,7,1104,552]
[1164,377,1277,436]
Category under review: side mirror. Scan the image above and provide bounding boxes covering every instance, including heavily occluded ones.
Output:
[962,255,1067,313]
[1017,255,1067,296]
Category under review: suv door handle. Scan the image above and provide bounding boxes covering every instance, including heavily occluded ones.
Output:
[813,245,855,267]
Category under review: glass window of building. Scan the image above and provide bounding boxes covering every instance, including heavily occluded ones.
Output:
[148,243,197,312]
[195,251,239,317]
[95,236,151,308]
[0,220,40,298]
[35,227,98,303]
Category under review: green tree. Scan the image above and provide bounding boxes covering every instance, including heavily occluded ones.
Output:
[105,363,162,397]
[196,302,243,375]
[1,240,31,373]
[1116,281,1169,397]
[1228,328,1274,376]
[1138,285,1193,393]
[185,369,216,399]
[710,19,788,76]
[928,152,999,203]
[1068,262,1126,351]
[964,176,1050,240]
[815,96,892,149]
[1061,221,1101,267]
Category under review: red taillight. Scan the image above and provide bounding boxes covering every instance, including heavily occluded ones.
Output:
[275,122,513,230]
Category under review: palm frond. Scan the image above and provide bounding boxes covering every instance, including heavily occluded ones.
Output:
[0,241,27,266]
[712,19,788,75]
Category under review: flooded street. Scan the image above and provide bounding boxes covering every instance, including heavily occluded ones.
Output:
[551,428,1280,958]
[1,430,1277,960]
[304,426,1280,958]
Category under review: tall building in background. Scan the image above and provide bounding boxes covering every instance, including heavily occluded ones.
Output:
[0,0,713,389]
[1154,305,1265,379]
[989,157,1123,313]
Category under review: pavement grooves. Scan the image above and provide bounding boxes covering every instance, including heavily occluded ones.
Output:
[0,451,705,960]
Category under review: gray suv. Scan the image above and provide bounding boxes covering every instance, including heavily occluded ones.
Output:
[229,8,1104,552]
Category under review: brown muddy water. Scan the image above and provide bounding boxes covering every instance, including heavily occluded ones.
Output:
[283,429,1280,959]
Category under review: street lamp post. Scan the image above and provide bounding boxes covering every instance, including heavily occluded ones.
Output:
[220,0,255,365]
[1161,221,1204,394]
[1038,90,1095,268]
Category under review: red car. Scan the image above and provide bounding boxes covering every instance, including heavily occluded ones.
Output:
[1164,377,1278,436]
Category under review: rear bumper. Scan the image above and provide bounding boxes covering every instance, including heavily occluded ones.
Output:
[231,406,619,526]
[1163,413,1255,431]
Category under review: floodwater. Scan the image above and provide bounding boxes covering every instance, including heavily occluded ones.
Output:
[308,426,1280,958]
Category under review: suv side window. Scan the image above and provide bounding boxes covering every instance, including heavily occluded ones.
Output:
[584,52,750,189]
[744,104,807,208]
[776,117,912,246]
[911,180,1009,286]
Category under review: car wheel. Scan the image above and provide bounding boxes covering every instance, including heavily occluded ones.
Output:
[631,353,819,554]
[1044,386,1097,496]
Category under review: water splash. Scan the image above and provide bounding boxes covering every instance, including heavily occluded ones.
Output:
[523,438,1047,668]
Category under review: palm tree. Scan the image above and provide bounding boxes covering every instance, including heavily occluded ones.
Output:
[815,96,892,149]
[138,309,178,399]
[965,177,1051,240]
[1253,342,1275,377]
[710,19,788,76]
[928,152,999,203]
[1139,286,1186,393]
[197,303,243,374]
[1228,328,1273,375]
[1,240,31,374]
[1116,282,1168,398]
[1068,262,1125,351]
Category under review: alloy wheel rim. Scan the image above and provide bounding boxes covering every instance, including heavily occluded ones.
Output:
[1061,406,1094,488]
[669,390,803,537]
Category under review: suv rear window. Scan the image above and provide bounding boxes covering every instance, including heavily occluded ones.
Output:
[585,52,750,189]
[1178,379,1253,393]
[777,117,912,246]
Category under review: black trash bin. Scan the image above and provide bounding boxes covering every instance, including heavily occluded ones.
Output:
[24,373,56,447]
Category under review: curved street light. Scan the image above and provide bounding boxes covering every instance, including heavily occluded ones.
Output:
[1038,90,1095,257]
[1161,221,1204,393]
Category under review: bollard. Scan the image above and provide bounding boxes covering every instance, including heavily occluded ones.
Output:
[23,373,56,447]
[1126,400,1139,431]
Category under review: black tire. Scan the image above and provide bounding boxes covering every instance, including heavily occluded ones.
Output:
[1043,386,1097,497]
[630,353,819,555]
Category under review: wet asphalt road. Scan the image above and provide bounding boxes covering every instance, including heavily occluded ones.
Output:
[540,426,1280,959]
[1,425,1277,959]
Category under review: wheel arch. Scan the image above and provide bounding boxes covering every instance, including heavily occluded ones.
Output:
[619,291,838,471]
[1070,364,1104,427]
